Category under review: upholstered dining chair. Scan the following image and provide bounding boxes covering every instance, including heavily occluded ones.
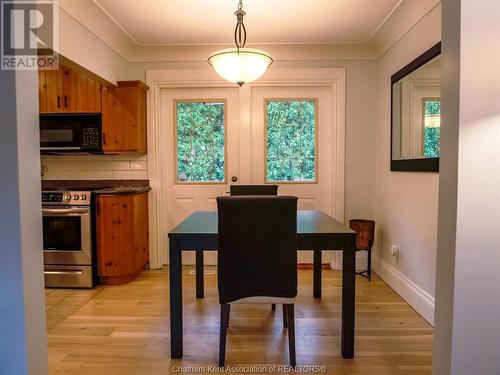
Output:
[229,184,280,312]
[229,184,278,196]
[217,196,298,368]
[349,219,376,281]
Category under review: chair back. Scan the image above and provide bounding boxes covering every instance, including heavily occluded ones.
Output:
[349,219,375,250]
[230,184,278,196]
[217,196,297,304]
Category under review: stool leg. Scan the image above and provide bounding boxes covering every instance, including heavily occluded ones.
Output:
[285,304,296,368]
[283,304,288,328]
[271,303,276,312]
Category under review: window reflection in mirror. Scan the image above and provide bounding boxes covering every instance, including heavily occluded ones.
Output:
[392,56,441,160]
[422,98,440,157]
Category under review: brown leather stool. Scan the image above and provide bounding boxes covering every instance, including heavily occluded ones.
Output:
[349,219,375,281]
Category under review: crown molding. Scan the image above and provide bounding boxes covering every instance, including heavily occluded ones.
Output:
[58,0,136,59]
[131,43,379,62]
[370,0,441,57]
[59,0,441,64]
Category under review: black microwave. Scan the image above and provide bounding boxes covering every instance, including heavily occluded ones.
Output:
[39,113,102,153]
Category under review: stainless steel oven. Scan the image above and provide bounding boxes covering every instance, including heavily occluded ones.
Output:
[42,190,95,288]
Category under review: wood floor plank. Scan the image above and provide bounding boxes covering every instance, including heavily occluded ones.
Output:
[46,268,433,374]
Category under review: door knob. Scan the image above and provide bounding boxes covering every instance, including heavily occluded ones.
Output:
[231,176,238,182]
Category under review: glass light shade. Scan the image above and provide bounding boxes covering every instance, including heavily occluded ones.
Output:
[208,48,273,86]
[424,114,441,128]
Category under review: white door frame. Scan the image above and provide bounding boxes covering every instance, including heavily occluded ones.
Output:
[146,67,346,269]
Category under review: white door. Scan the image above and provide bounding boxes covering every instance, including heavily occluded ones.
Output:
[250,86,335,263]
[162,88,239,265]
[161,85,338,265]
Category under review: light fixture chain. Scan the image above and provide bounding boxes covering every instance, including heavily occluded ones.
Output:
[234,0,246,51]
[207,0,272,87]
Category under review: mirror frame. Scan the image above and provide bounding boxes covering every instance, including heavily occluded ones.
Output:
[390,42,441,172]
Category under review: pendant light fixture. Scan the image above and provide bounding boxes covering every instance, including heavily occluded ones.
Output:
[208,0,273,86]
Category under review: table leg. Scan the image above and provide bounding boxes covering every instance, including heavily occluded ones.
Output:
[169,237,183,358]
[313,249,322,298]
[341,236,356,358]
[195,250,204,299]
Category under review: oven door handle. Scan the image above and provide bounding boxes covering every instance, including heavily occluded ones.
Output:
[42,208,90,215]
[44,270,83,275]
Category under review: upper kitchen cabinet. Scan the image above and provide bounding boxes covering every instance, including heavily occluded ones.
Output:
[38,64,101,113]
[101,81,149,154]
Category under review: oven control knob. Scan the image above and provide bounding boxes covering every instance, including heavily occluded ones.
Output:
[81,194,87,200]
[64,194,71,201]
[73,194,80,200]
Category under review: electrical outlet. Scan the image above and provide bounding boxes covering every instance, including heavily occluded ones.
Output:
[391,245,400,257]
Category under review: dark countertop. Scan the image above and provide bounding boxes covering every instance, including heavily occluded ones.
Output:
[93,186,151,195]
[42,179,151,195]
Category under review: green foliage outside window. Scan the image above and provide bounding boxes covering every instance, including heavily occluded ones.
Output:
[266,100,316,182]
[176,101,225,182]
[423,99,441,158]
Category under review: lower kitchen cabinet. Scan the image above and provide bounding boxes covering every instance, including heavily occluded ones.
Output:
[96,192,149,284]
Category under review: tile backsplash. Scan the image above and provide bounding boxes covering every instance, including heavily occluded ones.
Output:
[41,154,148,180]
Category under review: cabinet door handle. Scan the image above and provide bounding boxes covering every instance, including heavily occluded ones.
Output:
[103,133,107,146]
[64,95,68,108]
[57,95,61,108]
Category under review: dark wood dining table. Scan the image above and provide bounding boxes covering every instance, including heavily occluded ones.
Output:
[168,210,357,359]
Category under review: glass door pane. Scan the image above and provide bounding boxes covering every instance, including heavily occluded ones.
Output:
[175,100,226,183]
[265,99,317,183]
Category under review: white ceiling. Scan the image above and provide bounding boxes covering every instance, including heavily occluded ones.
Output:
[93,0,403,45]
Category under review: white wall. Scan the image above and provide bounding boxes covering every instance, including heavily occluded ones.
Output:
[434,0,500,373]
[0,66,47,374]
[56,0,138,83]
[373,4,441,324]
[433,0,459,369]
[334,60,378,223]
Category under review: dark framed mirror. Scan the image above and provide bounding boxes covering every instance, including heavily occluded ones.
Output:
[391,42,441,172]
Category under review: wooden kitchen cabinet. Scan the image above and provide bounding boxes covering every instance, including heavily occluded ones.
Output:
[101,81,149,154]
[38,63,101,113]
[96,192,149,284]
[62,65,102,112]
[38,68,62,113]
[39,66,148,154]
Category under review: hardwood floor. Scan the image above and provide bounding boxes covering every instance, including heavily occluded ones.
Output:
[46,267,432,374]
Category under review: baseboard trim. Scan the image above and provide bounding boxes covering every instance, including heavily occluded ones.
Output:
[330,251,368,270]
[373,255,435,326]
